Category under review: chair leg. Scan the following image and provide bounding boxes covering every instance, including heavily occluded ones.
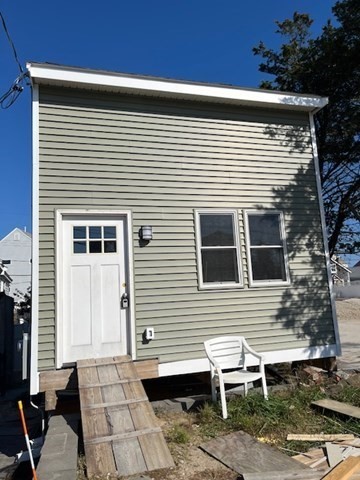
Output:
[211,377,217,403]
[219,380,227,419]
[262,375,268,400]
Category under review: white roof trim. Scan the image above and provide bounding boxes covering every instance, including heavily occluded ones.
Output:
[26,62,328,112]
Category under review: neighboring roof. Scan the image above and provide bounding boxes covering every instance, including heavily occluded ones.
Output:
[353,260,360,267]
[0,227,32,243]
[26,62,328,113]
[351,266,360,281]
[331,257,352,273]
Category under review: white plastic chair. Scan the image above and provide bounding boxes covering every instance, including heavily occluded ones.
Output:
[204,336,268,419]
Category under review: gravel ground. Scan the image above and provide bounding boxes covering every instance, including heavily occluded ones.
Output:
[336,298,360,370]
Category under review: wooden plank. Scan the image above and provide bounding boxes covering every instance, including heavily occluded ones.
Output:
[81,397,148,409]
[45,390,58,410]
[77,359,116,476]
[244,470,323,480]
[312,399,360,420]
[94,358,147,476]
[84,427,163,445]
[78,378,140,388]
[39,367,77,392]
[117,359,174,470]
[287,434,355,442]
[77,357,133,368]
[77,356,173,476]
[134,358,159,379]
[321,456,360,480]
[201,431,310,476]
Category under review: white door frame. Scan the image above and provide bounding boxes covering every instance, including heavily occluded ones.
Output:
[55,209,136,368]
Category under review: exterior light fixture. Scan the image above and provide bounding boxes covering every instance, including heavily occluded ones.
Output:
[139,226,153,241]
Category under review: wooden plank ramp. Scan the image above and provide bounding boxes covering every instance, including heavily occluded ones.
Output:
[77,355,174,477]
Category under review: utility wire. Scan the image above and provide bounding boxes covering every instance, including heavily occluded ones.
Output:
[0,9,29,109]
[0,10,23,74]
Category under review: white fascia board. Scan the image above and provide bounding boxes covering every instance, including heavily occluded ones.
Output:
[159,344,338,377]
[26,62,328,112]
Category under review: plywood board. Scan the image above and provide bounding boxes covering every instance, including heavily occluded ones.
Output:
[312,399,360,420]
[201,430,312,477]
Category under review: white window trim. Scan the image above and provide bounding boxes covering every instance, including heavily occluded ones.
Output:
[195,209,243,290]
[244,210,290,287]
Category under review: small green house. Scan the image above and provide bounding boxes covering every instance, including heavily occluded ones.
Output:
[27,62,340,395]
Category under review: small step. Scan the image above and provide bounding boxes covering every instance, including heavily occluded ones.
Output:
[312,399,360,420]
[36,414,79,480]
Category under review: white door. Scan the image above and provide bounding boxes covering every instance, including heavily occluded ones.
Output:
[61,215,129,364]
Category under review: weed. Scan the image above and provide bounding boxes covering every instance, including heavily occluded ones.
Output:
[167,424,191,444]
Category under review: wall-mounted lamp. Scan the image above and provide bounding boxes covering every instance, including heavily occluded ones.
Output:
[139,225,153,241]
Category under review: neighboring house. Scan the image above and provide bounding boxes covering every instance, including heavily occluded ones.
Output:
[330,256,351,286]
[0,260,12,295]
[27,62,340,396]
[0,228,32,301]
[351,261,360,285]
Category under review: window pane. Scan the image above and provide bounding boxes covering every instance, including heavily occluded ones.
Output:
[89,241,102,253]
[250,248,286,281]
[73,226,86,239]
[104,240,116,253]
[201,249,239,283]
[249,214,281,246]
[200,214,235,246]
[74,241,86,253]
[104,226,116,239]
[89,226,102,239]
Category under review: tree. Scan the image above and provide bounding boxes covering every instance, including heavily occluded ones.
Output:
[253,0,360,257]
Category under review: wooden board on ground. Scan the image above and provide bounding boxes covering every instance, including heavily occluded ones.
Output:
[321,456,360,480]
[200,430,321,480]
[77,355,174,478]
[312,399,360,420]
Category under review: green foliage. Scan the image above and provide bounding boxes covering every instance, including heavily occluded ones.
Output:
[167,424,191,444]
[253,0,360,255]
[197,385,360,451]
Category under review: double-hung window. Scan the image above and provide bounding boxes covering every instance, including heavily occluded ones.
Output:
[195,210,242,289]
[245,211,290,286]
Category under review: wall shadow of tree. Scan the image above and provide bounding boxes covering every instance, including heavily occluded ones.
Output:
[256,124,336,350]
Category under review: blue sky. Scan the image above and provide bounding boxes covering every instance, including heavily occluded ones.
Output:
[3,0,355,265]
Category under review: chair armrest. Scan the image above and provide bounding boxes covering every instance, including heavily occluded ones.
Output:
[242,339,265,363]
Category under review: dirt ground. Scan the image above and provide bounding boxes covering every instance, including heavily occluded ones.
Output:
[336,297,360,322]
[112,299,360,480]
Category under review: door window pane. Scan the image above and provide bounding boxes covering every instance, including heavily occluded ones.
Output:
[104,241,117,253]
[89,241,102,253]
[73,226,86,239]
[74,241,87,254]
[89,226,102,239]
[104,226,116,239]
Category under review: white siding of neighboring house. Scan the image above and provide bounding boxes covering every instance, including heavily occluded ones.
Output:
[0,228,32,301]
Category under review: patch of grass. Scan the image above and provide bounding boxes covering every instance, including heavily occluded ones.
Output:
[332,384,360,407]
[196,384,360,453]
[167,424,191,444]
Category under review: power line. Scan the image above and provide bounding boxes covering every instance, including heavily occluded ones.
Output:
[0,10,23,74]
[0,9,29,109]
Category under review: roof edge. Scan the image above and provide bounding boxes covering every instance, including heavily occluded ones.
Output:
[26,62,328,113]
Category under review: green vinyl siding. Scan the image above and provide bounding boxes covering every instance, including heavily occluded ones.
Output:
[36,86,335,370]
